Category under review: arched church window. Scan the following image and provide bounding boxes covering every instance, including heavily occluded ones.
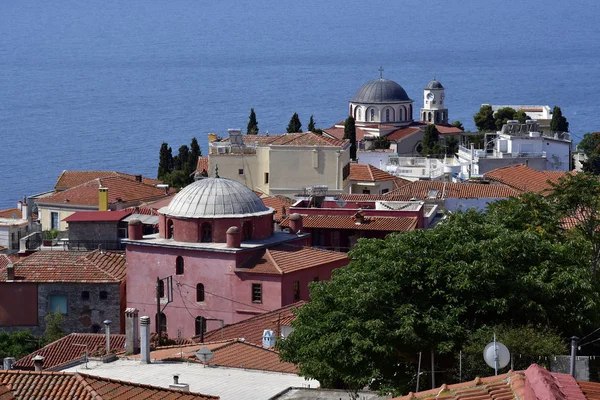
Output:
[195,316,206,335]
[242,221,252,241]
[196,283,205,302]
[399,108,403,121]
[201,223,212,243]
[370,109,375,122]
[358,109,361,120]
[428,112,432,122]
[175,256,184,275]
[422,112,426,121]
[167,220,174,239]
[385,109,390,122]
[158,280,165,298]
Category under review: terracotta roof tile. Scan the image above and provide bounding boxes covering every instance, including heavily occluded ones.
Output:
[435,124,464,134]
[221,132,348,147]
[349,164,397,182]
[54,170,162,191]
[340,194,389,201]
[39,176,171,207]
[237,245,349,275]
[199,303,304,343]
[0,384,15,400]
[0,370,218,399]
[0,250,126,283]
[484,164,572,195]
[386,127,422,141]
[280,214,418,232]
[322,126,372,141]
[260,196,294,222]
[385,180,520,200]
[196,157,209,174]
[13,333,126,371]
[0,209,23,219]
[62,210,132,223]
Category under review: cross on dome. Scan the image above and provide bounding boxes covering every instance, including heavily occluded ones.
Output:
[379,66,384,79]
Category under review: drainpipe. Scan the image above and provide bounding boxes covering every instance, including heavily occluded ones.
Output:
[104,320,112,354]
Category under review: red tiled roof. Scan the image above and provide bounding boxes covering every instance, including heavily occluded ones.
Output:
[221,132,348,147]
[238,245,349,275]
[0,370,218,399]
[0,384,15,400]
[54,171,162,191]
[0,250,126,283]
[0,209,23,219]
[349,164,397,182]
[484,164,572,194]
[436,124,464,134]
[386,126,422,141]
[280,215,418,232]
[340,194,389,201]
[386,180,520,200]
[39,176,171,207]
[394,177,412,189]
[138,195,176,212]
[260,196,294,222]
[13,333,126,370]
[199,302,304,343]
[322,126,372,141]
[62,210,132,223]
[196,157,209,174]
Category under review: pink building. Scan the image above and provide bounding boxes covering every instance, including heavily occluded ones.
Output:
[124,177,348,339]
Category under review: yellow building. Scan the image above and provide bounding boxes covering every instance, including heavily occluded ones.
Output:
[202,130,351,197]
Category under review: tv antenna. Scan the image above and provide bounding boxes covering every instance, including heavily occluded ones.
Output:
[483,333,510,375]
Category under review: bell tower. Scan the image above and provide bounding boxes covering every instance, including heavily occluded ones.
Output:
[420,79,448,124]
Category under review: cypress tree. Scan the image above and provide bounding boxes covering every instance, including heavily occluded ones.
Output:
[157,142,174,180]
[422,124,440,156]
[247,108,259,135]
[188,137,201,181]
[286,113,302,133]
[344,116,357,160]
[308,115,316,132]
[550,106,569,132]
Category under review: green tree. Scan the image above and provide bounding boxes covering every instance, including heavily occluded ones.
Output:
[188,137,201,176]
[343,116,357,160]
[0,331,40,360]
[173,145,190,175]
[550,106,569,133]
[548,173,600,278]
[515,109,531,124]
[578,132,600,174]
[421,124,440,156]
[494,107,517,131]
[157,142,174,180]
[308,115,316,132]
[286,113,302,133]
[473,105,496,132]
[456,325,565,383]
[278,209,598,394]
[444,135,459,155]
[373,136,390,150]
[44,312,65,344]
[451,120,464,131]
[247,108,259,135]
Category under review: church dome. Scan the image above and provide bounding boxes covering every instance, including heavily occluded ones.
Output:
[351,78,411,104]
[160,178,272,218]
[425,80,444,89]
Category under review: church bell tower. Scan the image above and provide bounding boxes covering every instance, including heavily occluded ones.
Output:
[420,79,448,125]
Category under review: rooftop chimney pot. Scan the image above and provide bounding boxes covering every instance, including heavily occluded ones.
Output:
[140,316,151,364]
[32,355,44,372]
[6,264,14,281]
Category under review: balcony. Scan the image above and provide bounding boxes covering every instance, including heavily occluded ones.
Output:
[458,145,546,160]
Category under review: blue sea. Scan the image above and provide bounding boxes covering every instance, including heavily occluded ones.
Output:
[1,0,599,209]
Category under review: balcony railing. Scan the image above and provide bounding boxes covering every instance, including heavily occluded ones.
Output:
[458,145,546,159]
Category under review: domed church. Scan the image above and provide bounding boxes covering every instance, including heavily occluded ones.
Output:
[349,77,414,127]
[124,176,349,339]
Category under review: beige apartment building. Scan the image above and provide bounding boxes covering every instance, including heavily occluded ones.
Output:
[201,130,351,197]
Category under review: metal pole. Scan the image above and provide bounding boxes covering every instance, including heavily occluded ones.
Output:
[494,332,498,376]
[431,350,435,389]
[459,350,462,382]
[156,277,161,346]
[570,336,579,378]
[416,352,422,392]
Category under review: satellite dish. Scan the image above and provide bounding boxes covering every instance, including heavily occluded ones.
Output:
[195,346,214,363]
[483,341,510,369]
[335,198,347,208]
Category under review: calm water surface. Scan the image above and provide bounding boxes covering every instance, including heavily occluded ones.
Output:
[1,0,599,208]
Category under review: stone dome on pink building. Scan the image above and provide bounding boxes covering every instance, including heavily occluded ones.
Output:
[157,178,274,244]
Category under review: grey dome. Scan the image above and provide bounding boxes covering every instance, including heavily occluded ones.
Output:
[351,78,411,104]
[160,178,272,218]
[425,80,444,89]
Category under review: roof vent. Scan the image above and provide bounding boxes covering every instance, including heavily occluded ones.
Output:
[262,330,275,348]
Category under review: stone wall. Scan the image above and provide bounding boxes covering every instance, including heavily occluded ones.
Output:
[68,221,120,243]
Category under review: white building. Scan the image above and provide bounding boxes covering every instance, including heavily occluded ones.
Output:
[0,200,32,254]
[457,120,571,178]
[420,79,448,124]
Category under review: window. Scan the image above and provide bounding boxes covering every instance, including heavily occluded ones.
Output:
[382,189,389,194]
[156,312,167,333]
[159,280,165,298]
[91,324,101,333]
[196,283,205,302]
[51,212,59,230]
[167,220,174,239]
[48,295,67,315]
[81,291,90,301]
[195,316,206,336]
[370,109,375,122]
[238,169,244,175]
[358,109,362,120]
[362,189,371,194]
[342,163,351,180]
[242,221,252,241]
[264,172,269,184]
[201,223,212,243]
[385,109,390,122]
[252,283,262,303]
[293,280,300,301]
[313,276,319,282]
[175,256,184,275]
[99,291,108,300]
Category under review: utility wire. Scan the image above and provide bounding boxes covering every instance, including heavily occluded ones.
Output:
[578,327,600,345]
[176,281,269,312]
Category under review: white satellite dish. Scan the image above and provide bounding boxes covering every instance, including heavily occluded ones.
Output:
[483,340,510,370]
[335,198,347,208]
[195,346,214,363]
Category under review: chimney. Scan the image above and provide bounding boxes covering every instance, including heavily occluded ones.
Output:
[169,374,190,392]
[32,355,44,372]
[6,264,14,281]
[17,201,22,211]
[289,213,303,234]
[135,174,142,183]
[226,226,241,248]
[125,308,140,355]
[21,198,29,221]
[3,357,16,370]
[128,219,143,240]
[140,316,151,364]
[103,320,112,354]
[98,186,109,212]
